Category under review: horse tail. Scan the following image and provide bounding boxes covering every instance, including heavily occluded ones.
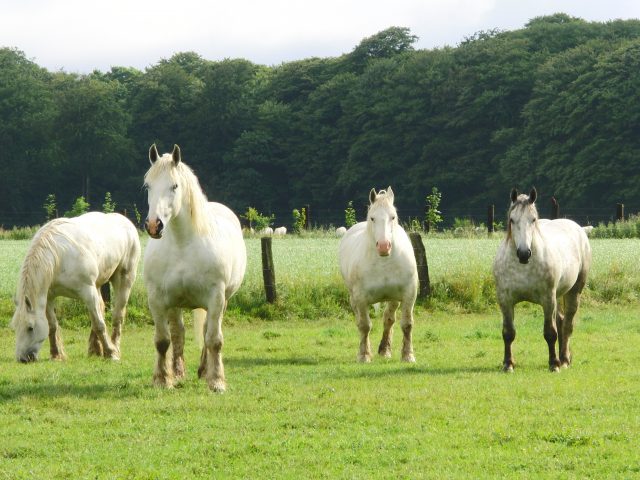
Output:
[192,308,206,348]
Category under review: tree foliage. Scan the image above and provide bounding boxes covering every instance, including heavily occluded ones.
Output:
[2,16,640,228]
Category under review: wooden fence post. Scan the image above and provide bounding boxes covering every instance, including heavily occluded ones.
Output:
[261,236,277,303]
[616,203,625,221]
[487,204,495,234]
[551,196,560,220]
[408,232,430,298]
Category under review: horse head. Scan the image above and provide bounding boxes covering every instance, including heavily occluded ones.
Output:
[367,186,398,257]
[508,187,538,264]
[11,295,48,362]
[144,144,185,239]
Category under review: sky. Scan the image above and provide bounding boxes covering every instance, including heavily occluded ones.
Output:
[3,0,640,73]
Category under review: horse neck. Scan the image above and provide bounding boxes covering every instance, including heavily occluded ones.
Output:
[19,244,57,306]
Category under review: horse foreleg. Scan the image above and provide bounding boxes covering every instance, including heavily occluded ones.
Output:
[46,300,66,361]
[399,300,416,363]
[543,297,560,372]
[83,286,119,360]
[204,291,227,392]
[500,302,516,372]
[168,309,186,381]
[378,301,398,358]
[151,303,173,388]
[352,298,372,363]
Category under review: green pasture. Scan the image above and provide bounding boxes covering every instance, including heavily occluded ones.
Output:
[1,236,639,478]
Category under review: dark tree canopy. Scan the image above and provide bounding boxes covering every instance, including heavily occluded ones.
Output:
[1,16,640,228]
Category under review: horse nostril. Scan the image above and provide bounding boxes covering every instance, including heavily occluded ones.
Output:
[157,219,164,232]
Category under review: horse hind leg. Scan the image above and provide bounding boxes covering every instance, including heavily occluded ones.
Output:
[560,291,581,368]
[378,301,398,358]
[109,270,136,352]
[204,290,227,392]
[399,300,416,363]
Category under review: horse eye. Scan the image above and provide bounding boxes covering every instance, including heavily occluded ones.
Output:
[172,184,178,191]
[370,217,375,222]
[391,216,396,221]
[27,326,34,333]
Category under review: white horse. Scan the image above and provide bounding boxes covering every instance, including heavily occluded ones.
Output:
[339,187,418,362]
[143,144,247,392]
[274,226,287,235]
[11,212,140,362]
[493,188,591,372]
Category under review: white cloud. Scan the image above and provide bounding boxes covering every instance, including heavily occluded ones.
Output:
[2,0,640,72]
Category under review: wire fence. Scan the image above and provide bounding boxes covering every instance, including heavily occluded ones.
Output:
[1,203,637,231]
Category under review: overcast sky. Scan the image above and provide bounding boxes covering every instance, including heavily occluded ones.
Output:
[3,0,640,73]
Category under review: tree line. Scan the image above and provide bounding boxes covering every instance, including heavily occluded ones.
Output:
[2,13,640,228]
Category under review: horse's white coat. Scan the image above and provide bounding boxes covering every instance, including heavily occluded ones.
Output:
[274,226,287,235]
[335,226,347,237]
[11,212,140,362]
[143,144,246,392]
[493,188,591,371]
[339,187,418,362]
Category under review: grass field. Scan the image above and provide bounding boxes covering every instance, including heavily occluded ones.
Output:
[1,236,639,478]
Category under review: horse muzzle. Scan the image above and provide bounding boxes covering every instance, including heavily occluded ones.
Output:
[145,218,164,239]
[17,351,38,363]
[516,248,531,264]
[376,240,392,256]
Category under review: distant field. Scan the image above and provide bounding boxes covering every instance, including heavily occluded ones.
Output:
[1,236,639,327]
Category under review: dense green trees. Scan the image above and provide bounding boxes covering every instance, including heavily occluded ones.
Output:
[1,17,639,227]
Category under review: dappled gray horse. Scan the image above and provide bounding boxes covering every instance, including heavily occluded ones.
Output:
[493,188,591,372]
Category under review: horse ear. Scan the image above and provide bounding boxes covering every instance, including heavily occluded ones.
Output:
[172,144,181,165]
[149,144,159,165]
[510,188,518,203]
[529,187,537,204]
[369,188,377,205]
[386,186,394,204]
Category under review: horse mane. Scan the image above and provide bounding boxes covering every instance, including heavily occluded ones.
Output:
[12,219,75,326]
[506,194,539,240]
[144,154,212,236]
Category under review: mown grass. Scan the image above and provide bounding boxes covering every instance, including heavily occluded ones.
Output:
[1,237,639,478]
[1,305,639,478]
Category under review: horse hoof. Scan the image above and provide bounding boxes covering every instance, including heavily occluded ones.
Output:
[357,354,372,363]
[503,364,514,373]
[153,375,174,389]
[402,354,416,363]
[550,365,560,373]
[208,379,226,393]
[378,349,392,359]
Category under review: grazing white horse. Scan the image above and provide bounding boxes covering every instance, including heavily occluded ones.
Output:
[143,144,246,392]
[493,188,591,372]
[11,212,140,362]
[274,226,287,235]
[339,187,418,362]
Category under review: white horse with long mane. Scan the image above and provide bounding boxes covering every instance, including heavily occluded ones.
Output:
[339,187,418,363]
[493,188,591,372]
[11,212,140,362]
[143,144,246,392]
